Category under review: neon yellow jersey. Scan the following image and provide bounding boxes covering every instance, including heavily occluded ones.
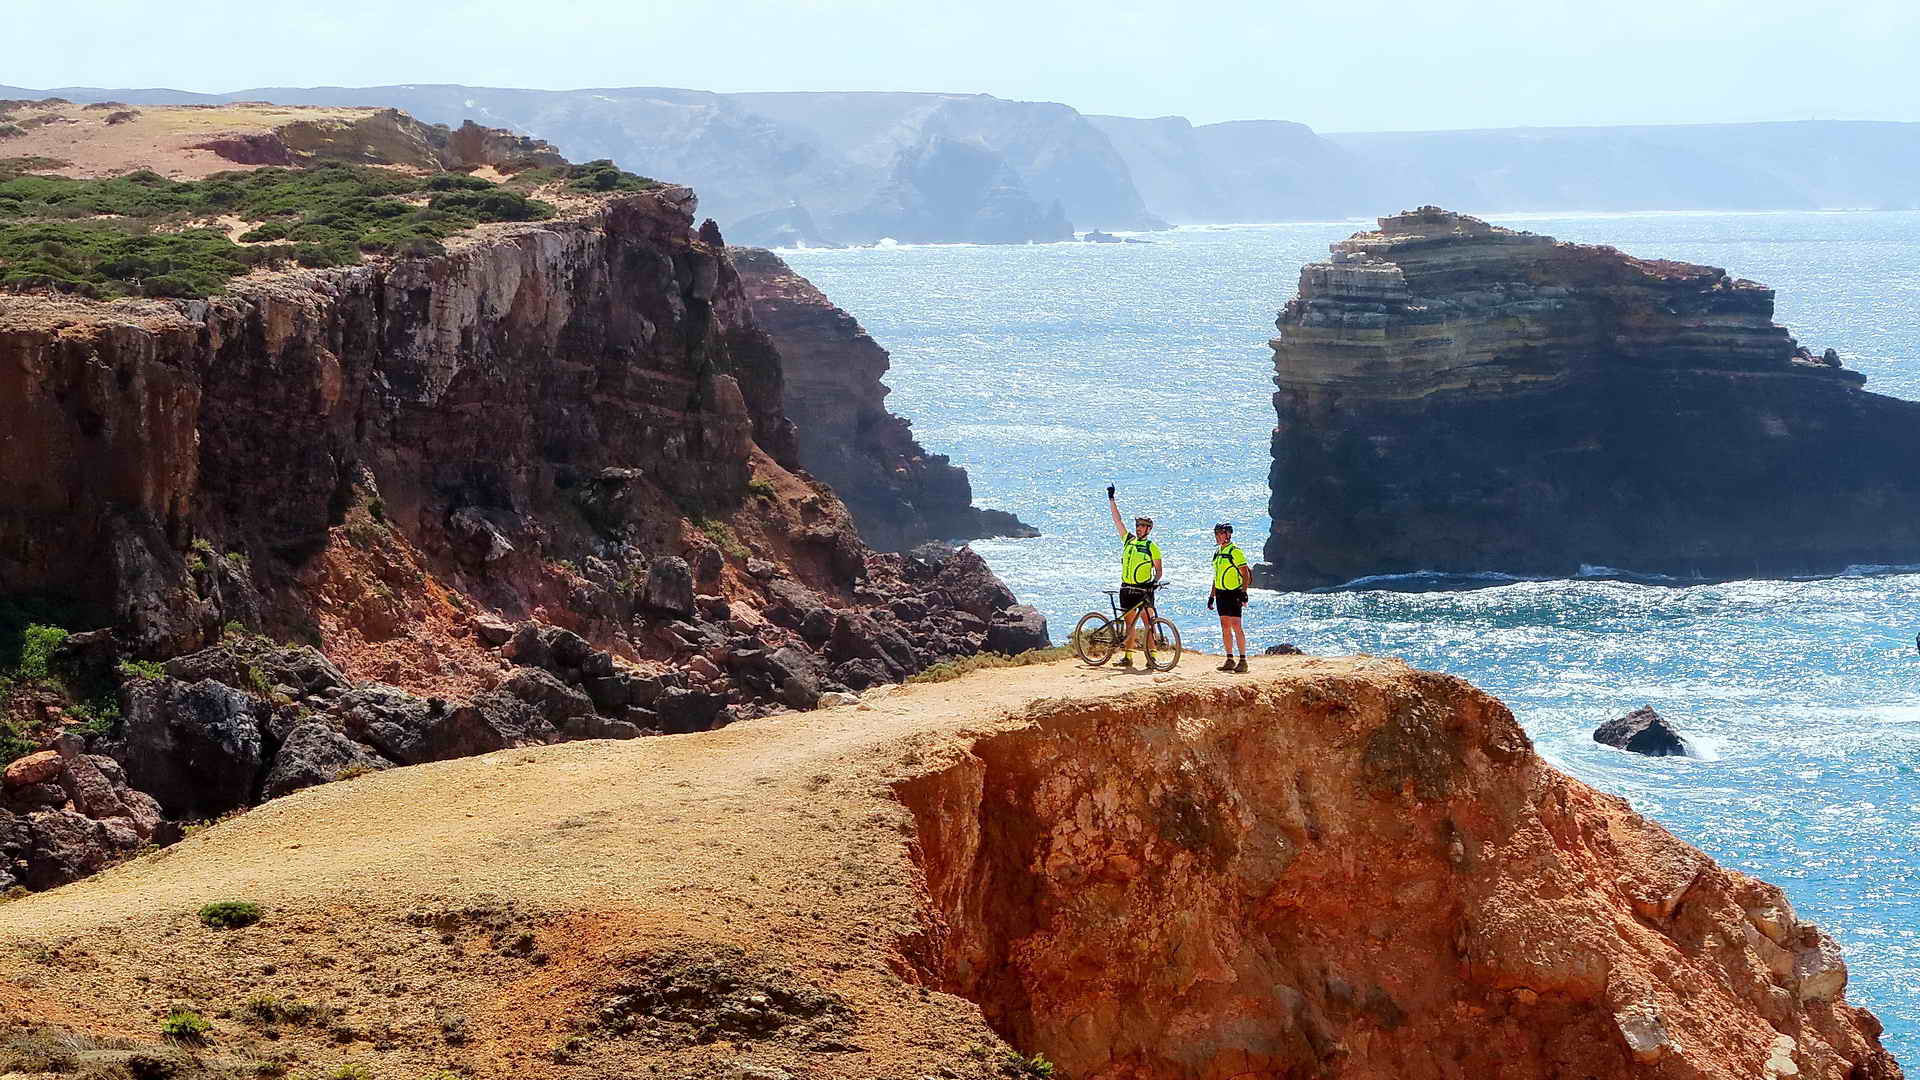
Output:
[1122,535,1162,585]
[1212,543,1249,590]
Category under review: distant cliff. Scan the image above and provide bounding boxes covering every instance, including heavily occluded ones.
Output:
[3,85,1162,244]
[20,84,1920,230]
[731,247,1036,551]
[1261,207,1920,589]
[1088,115,1370,222]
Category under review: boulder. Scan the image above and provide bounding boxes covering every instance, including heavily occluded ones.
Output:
[3,751,64,789]
[14,808,147,890]
[119,678,266,818]
[472,613,516,646]
[1594,706,1692,758]
[828,611,918,674]
[933,546,1019,619]
[583,670,665,711]
[1265,643,1305,656]
[984,605,1051,655]
[502,622,594,672]
[502,668,596,726]
[655,687,726,734]
[560,715,645,741]
[641,557,696,617]
[832,658,895,692]
[261,723,393,800]
[335,684,557,765]
[162,641,348,698]
[4,781,68,812]
[56,755,131,821]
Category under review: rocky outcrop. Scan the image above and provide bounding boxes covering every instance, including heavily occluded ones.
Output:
[1261,207,1920,588]
[732,247,1037,551]
[0,113,1049,894]
[1,659,1897,1078]
[0,738,164,891]
[897,664,1900,1080]
[1596,705,1694,758]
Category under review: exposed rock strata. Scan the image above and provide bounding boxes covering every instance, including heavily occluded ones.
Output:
[0,116,1048,893]
[1261,207,1920,588]
[898,664,1899,1079]
[0,659,1899,1079]
[732,247,1036,551]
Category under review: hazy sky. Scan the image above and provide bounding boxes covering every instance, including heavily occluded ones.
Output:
[11,0,1920,131]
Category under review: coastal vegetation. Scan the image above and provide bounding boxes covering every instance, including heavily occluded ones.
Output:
[0,162,556,298]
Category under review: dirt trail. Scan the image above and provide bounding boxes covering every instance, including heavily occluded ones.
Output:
[2,655,1324,1077]
[3,654,1899,1080]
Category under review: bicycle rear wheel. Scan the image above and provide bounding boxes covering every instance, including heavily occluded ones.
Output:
[1072,612,1119,666]
[1145,616,1182,671]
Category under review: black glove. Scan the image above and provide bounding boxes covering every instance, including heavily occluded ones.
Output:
[1206,594,1215,610]
[1106,485,1115,500]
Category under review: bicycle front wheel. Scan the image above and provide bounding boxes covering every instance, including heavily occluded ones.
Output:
[1072,612,1119,666]
[1145,616,1182,671]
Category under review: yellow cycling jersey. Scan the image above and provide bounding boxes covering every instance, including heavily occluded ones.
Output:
[1212,542,1249,590]
[1122,535,1162,585]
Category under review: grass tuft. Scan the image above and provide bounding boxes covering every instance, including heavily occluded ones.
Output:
[197,900,263,929]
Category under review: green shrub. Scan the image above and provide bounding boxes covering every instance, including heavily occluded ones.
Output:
[1004,1051,1056,1078]
[744,476,777,498]
[197,900,263,929]
[118,659,165,681]
[15,623,68,682]
[0,163,558,298]
[160,1007,212,1042]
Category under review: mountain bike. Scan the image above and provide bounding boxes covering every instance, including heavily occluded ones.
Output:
[1072,581,1182,671]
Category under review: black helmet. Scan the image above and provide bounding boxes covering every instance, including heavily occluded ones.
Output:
[1214,522,1233,534]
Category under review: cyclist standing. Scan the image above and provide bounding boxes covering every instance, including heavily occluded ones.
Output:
[1208,523,1251,673]
[1107,485,1162,668]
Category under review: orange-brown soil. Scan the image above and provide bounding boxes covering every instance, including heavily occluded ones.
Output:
[0,657,1899,1079]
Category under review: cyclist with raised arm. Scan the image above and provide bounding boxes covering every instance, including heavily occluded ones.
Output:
[1107,485,1162,668]
[1208,522,1251,673]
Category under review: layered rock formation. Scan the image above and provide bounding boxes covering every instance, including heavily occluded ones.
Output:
[1261,207,1920,588]
[0,107,1049,894]
[0,659,1900,1079]
[731,247,1036,550]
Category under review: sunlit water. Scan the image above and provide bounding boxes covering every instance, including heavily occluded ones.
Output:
[782,211,1920,1055]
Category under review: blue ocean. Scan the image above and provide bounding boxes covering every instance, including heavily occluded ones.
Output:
[781,211,1920,1055]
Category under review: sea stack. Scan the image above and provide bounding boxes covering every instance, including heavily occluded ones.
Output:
[1259,207,1920,590]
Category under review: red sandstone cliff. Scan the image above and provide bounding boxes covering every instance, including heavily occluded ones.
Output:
[0,659,1900,1079]
[0,107,1049,896]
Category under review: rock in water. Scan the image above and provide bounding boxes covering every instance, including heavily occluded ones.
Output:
[1261,206,1920,589]
[1595,705,1692,758]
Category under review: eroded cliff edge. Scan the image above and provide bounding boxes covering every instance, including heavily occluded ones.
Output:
[1,659,1900,1079]
[731,246,1037,551]
[0,108,1049,895]
[1260,206,1920,589]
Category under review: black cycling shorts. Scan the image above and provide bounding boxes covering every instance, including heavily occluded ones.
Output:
[1215,588,1248,618]
[1119,585,1152,613]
